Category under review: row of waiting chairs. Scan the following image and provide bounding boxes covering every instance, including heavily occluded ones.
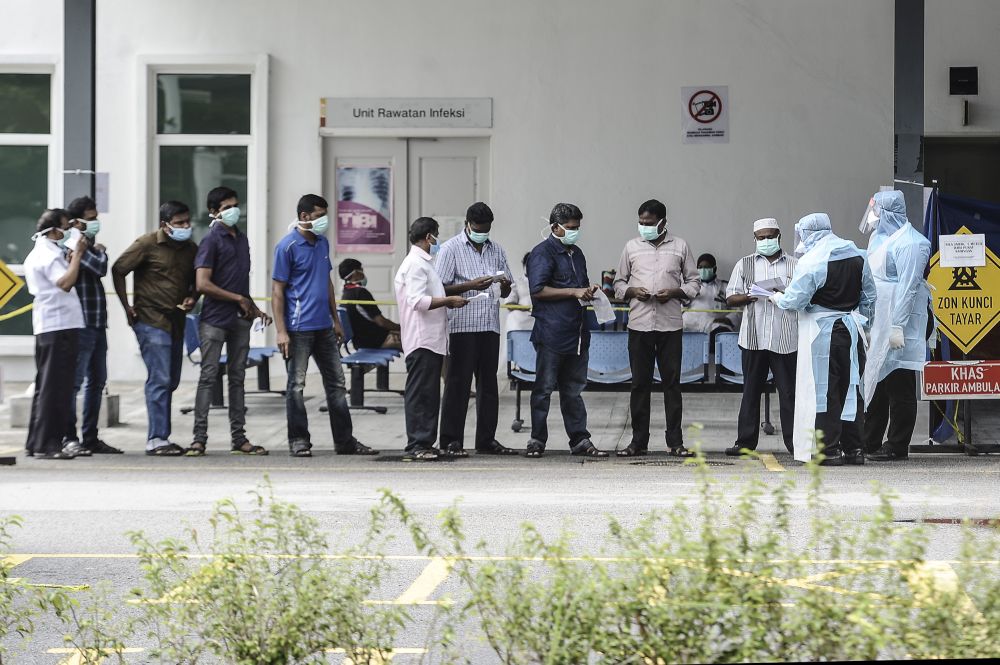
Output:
[506,330,773,434]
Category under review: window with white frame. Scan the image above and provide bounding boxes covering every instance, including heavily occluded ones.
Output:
[0,71,54,336]
[155,73,251,242]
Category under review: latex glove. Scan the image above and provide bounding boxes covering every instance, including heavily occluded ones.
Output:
[889,326,905,350]
[768,293,783,307]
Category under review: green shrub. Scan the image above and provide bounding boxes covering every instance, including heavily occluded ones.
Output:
[128,481,410,665]
[0,516,35,665]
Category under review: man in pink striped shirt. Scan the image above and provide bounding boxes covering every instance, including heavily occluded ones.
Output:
[393,217,468,461]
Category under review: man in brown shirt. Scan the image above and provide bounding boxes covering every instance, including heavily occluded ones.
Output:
[112,201,198,456]
[613,199,700,457]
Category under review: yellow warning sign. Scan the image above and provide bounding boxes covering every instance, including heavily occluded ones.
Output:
[928,226,1000,354]
[0,258,24,311]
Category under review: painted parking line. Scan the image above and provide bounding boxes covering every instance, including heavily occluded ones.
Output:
[760,453,786,472]
[48,648,145,664]
[379,556,453,606]
[0,446,21,456]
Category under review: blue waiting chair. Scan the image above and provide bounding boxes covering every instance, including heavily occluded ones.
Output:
[650,332,710,384]
[331,306,401,414]
[715,331,775,435]
[180,314,281,414]
[588,331,631,384]
[506,330,537,432]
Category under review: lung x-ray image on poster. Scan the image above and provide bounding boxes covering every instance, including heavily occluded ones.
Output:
[335,165,393,253]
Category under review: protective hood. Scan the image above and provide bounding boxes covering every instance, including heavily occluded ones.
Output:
[869,190,910,254]
[795,213,833,253]
[793,212,865,289]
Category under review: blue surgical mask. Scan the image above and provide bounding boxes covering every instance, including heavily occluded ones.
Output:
[355,276,368,287]
[167,224,192,242]
[638,219,665,242]
[310,215,329,235]
[54,232,68,248]
[557,225,579,246]
[756,237,780,257]
[219,207,241,227]
[83,219,101,238]
[467,227,490,244]
[429,235,441,255]
[699,267,716,282]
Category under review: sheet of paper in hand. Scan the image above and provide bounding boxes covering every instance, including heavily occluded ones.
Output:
[586,289,616,324]
[754,277,786,292]
[749,284,775,298]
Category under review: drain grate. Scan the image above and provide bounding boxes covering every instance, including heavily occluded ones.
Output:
[628,459,734,467]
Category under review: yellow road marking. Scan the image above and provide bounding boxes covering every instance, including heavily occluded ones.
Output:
[333,647,428,664]
[49,648,144,664]
[387,556,453,605]
[760,453,785,472]
[3,554,32,569]
[0,446,21,455]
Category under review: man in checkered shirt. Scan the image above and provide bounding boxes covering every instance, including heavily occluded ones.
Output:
[63,196,122,454]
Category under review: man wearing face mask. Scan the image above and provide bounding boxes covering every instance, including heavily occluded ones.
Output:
[23,209,87,459]
[113,201,199,456]
[188,187,270,457]
[613,199,700,457]
[62,196,121,454]
[858,191,932,462]
[724,218,798,456]
[272,194,377,458]
[337,258,402,350]
[770,213,876,466]
[524,203,607,458]
[394,217,469,461]
[682,253,740,337]
[436,202,517,457]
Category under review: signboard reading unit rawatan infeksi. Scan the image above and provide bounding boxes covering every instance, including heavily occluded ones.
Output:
[927,226,1000,355]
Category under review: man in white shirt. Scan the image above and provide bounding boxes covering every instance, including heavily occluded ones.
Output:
[724,218,798,456]
[393,217,467,461]
[23,209,89,459]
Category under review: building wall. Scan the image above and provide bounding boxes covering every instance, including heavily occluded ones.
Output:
[4,0,902,381]
[925,0,1000,135]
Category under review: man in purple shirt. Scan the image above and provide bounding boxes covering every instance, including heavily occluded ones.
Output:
[188,187,270,456]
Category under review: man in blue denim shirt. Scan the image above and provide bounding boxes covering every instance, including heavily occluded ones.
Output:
[524,203,608,458]
[271,194,377,458]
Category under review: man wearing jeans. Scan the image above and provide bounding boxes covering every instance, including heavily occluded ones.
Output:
[613,199,700,458]
[523,203,607,459]
[64,196,121,454]
[394,217,467,461]
[271,194,377,458]
[188,186,270,457]
[112,201,198,456]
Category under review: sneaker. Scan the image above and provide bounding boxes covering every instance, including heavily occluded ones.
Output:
[403,447,439,461]
[62,440,92,457]
[818,451,845,466]
[84,439,124,455]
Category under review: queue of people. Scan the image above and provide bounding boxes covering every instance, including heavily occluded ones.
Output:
[21,188,933,464]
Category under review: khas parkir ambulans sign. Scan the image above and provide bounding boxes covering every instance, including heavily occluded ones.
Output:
[922,360,1000,400]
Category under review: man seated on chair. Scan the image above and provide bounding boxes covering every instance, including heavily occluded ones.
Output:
[682,253,741,346]
[271,194,378,458]
[724,218,798,457]
[337,258,402,351]
[187,186,271,458]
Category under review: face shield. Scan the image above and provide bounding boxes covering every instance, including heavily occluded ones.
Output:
[859,197,882,234]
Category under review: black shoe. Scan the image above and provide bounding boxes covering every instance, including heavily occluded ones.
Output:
[476,440,518,456]
[725,445,755,457]
[866,444,908,461]
[84,439,124,454]
[843,450,866,465]
[336,440,379,455]
[819,451,845,466]
[525,439,545,458]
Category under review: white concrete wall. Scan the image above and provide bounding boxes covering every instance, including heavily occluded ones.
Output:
[925,0,1000,135]
[4,0,901,382]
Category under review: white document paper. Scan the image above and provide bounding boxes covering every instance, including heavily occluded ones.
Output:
[749,284,775,298]
[940,234,986,268]
[754,277,786,292]
[468,292,491,301]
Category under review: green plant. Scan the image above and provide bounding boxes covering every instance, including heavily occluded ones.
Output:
[128,480,410,665]
[43,582,132,665]
[0,516,35,665]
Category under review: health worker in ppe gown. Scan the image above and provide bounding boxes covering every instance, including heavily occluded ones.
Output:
[770,213,876,466]
[859,190,932,462]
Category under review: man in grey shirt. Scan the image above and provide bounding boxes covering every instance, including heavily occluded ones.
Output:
[613,199,700,457]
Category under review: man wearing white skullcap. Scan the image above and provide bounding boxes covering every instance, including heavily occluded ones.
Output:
[724,218,799,456]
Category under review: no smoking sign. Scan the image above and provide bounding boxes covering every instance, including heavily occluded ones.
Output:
[681,85,729,144]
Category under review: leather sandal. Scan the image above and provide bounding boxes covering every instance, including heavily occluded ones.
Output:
[616,443,648,457]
